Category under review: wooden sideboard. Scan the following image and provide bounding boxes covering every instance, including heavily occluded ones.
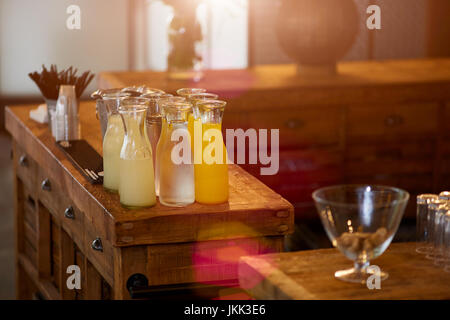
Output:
[5,102,294,300]
[99,58,450,220]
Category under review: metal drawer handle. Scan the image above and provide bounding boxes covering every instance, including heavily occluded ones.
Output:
[19,154,28,167]
[91,237,103,252]
[285,118,305,129]
[64,206,75,220]
[384,114,404,127]
[41,179,51,191]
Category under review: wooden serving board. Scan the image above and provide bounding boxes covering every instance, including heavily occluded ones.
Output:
[239,242,450,300]
[5,102,294,247]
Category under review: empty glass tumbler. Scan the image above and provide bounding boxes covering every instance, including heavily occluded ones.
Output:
[118,97,156,209]
[158,102,195,207]
[426,198,448,260]
[416,194,439,254]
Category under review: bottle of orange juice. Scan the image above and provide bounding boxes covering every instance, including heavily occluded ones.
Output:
[193,100,229,204]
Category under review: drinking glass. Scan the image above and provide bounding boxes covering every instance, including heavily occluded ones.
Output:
[312,185,409,283]
[158,102,195,207]
[425,198,447,260]
[444,214,450,273]
[416,194,439,254]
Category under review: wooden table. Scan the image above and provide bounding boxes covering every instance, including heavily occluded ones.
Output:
[239,242,450,300]
[98,59,450,220]
[5,102,294,300]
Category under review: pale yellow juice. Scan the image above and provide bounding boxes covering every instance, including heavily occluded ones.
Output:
[103,114,124,192]
[119,158,156,208]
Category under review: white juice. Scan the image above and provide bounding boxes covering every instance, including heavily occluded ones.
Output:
[103,114,124,192]
[119,158,156,208]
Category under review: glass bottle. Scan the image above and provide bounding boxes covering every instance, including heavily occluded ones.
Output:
[141,93,173,177]
[102,92,130,193]
[118,97,156,209]
[159,102,195,207]
[155,96,186,196]
[193,100,229,204]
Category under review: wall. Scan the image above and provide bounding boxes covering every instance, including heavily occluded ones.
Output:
[249,0,429,65]
[0,0,129,97]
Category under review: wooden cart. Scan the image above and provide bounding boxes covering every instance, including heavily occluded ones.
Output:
[5,102,294,300]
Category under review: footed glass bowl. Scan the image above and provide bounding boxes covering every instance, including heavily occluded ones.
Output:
[312,185,409,283]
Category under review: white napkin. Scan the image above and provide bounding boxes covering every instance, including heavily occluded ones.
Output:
[29,104,48,123]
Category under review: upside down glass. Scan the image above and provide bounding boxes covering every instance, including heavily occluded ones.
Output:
[416,194,439,254]
[312,185,409,283]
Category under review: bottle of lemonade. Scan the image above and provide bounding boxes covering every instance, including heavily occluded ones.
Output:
[118,97,156,208]
[193,100,229,204]
[102,92,130,192]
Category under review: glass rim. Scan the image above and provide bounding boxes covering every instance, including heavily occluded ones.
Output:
[176,88,207,96]
[312,184,410,209]
[195,99,226,109]
[163,102,193,112]
[187,92,219,99]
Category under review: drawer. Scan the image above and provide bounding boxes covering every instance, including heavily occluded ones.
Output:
[345,158,433,177]
[59,194,84,251]
[22,187,38,233]
[242,106,342,148]
[347,103,439,142]
[346,142,435,163]
[84,220,114,285]
[15,143,38,193]
[37,167,63,220]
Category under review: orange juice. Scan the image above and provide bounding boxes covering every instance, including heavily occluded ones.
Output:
[194,123,229,204]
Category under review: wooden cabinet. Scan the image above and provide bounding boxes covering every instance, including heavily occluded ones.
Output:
[98,59,450,220]
[6,103,293,300]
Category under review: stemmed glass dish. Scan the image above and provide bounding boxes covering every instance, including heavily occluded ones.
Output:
[312,185,409,283]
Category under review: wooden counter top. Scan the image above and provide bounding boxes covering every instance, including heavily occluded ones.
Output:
[239,242,450,300]
[5,102,294,247]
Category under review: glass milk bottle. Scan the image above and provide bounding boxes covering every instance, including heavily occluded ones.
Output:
[118,97,156,208]
[155,96,186,196]
[102,92,130,193]
[193,100,229,204]
[159,102,195,207]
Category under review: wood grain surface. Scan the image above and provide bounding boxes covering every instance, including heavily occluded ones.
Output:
[239,242,450,300]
